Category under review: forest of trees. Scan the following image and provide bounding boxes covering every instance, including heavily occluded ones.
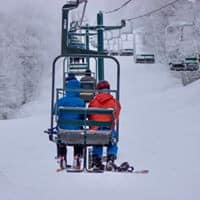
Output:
[0,2,58,119]
[103,0,200,62]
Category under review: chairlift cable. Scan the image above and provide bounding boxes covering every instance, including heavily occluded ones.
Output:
[125,0,180,21]
[103,0,134,14]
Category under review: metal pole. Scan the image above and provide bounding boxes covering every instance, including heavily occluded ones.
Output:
[86,24,90,68]
[97,11,104,81]
[61,5,69,55]
[63,57,68,89]
[51,56,63,133]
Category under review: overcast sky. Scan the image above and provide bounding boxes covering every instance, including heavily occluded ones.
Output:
[0,0,168,16]
[0,0,195,26]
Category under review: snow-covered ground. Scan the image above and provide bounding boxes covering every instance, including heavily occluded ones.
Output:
[0,56,200,200]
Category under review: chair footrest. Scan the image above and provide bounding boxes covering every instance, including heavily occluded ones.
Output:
[58,129,112,145]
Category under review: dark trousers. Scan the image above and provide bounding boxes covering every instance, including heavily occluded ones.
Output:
[74,145,83,157]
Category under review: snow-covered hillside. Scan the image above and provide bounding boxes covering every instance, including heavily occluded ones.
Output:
[1,57,200,200]
[1,1,200,199]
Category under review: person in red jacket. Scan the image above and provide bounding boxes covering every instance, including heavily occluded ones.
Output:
[88,80,121,170]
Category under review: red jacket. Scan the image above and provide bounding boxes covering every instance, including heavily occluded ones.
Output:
[88,93,121,130]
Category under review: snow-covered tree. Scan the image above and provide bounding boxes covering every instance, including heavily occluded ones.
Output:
[0,2,58,119]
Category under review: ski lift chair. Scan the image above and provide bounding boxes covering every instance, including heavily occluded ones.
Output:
[68,34,88,74]
[170,57,199,71]
[169,62,185,71]
[119,30,134,56]
[67,53,89,76]
[135,54,155,64]
[119,49,134,56]
[47,53,120,171]
[184,57,199,71]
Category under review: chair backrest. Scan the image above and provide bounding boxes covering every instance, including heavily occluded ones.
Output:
[58,107,114,128]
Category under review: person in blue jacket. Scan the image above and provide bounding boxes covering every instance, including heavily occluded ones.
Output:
[55,79,85,169]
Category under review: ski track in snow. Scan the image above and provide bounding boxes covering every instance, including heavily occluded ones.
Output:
[0,57,200,200]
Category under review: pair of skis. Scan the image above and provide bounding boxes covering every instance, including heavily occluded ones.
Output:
[56,160,149,174]
[56,167,149,174]
[87,162,149,174]
[55,155,149,174]
[86,168,149,174]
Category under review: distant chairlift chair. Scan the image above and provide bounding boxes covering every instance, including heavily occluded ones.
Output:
[67,33,89,76]
[169,62,185,71]
[135,54,155,64]
[184,57,199,71]
[170,57,199,71]
[119,49,134,56]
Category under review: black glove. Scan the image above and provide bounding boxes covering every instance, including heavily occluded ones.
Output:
[49,134,53,141]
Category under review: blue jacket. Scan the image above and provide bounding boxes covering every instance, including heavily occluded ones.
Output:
[55,79,85,129]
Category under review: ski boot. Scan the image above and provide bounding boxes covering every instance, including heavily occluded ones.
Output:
[118,162,134,172]
[91,155,104,171]
[105,155,118,171]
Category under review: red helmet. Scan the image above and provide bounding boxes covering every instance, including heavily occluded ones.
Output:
[96,80,110,90]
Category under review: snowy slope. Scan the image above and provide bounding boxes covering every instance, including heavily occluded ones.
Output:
[1,57,200,200]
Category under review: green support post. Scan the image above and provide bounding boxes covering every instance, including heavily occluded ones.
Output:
[97,11,104,81]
